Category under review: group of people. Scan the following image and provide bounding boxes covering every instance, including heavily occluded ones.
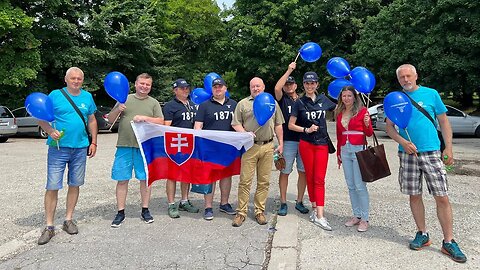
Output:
[35,64,466,263]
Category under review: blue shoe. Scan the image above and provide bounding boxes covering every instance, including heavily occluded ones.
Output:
[141,210,154,224]
[409,231,431,250]
[278,203,288,216]
[219,203,236,215]
[295,201,309,214]
[204,208,214,220]
[442,240,467,263]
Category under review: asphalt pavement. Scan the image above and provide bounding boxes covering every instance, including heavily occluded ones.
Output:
[0,124,479,269]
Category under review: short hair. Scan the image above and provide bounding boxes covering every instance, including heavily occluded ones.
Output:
[136,73,152,81]
[65,67,84,78]
[396,64,417,77]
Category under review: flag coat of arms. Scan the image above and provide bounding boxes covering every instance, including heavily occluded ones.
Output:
[132,122,254,186]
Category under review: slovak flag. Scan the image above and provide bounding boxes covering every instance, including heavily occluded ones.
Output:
[131,122,254,186]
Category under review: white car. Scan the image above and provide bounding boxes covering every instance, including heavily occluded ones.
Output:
[367,104,383,129]
[376,105,480,137]
[0,106,18,143]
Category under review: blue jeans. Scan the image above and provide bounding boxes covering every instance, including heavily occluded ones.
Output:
[46,146,87,190]
[281,141,305,174]
[341,142,369,221]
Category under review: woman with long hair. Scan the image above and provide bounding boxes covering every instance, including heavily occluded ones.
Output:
[334,86,373,232]
[288,71,336,230]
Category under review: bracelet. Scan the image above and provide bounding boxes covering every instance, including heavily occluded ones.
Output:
[91,143,97,146]
[303,127,307,133]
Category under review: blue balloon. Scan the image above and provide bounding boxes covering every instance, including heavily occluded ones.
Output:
[191,88,211,105]
[299,42,322,63]
[253,93,276,126]
[226,90,230,98]
[203,72,221,95]
[326,57,351,78]
[383,91,412,129]
[350,67,376,94]
[104,71,129,103]
[328,79,353,100]
[24,92,55,122]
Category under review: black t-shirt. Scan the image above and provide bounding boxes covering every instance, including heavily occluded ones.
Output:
[163,97,197,128]
[278,93,300,142]
[195,97,237,131]
[291,94,336,145]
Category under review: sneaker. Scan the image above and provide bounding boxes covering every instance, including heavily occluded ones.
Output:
[309,210,317,222]
[62,220,78,234]
[232,214,245,227]
[295,201,309,214]
[179,200,199,213]
[357,220,369,232]
[278,203,288,216]
[37,228,55,245]
[111,213,125,228]
[219,203,236,215]
[409,231,431,250]
[204,208,214,220]
[345,217,361,227]
[441,240,467,263]
[168,203,180,218]
[141,210,154,224]
[313,216,332,231]
[255,213,267,225]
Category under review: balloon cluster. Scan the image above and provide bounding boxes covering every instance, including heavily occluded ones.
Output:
[191,72,232,105]
[326,57,376,100]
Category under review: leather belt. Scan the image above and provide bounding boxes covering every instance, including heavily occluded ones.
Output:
[254,138,273,145]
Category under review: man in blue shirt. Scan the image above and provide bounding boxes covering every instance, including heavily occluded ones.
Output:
[37,67,98,245]
[194,78,237,220]
[386,64,466,263]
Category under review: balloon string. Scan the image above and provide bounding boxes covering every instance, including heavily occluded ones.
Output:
[109,113,121,131]
[366,93,371,109]
[53,121,59,150]
[294,52,300,63]
[405,128,418,157]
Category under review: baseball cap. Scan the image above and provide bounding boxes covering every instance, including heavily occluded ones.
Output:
[303,72,318,82]
[172,78,190,88]
[286,76,296,84]
[212,78,226,86]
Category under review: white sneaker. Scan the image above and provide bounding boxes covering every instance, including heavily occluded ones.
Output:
[314,216,332,231]
[309,210,317,222]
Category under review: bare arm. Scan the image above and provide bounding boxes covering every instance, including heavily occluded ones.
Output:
[274,62,296,101]
[87,114,98,158]
[274,124,283,154]
[133,115,165,125]
[107,103,125,123]
[288,115,317,134]
[385,118,417,155]
[232,124,246,132]
[437,113,453,165]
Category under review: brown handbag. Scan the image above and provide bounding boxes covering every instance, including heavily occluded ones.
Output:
[355,132,391,182]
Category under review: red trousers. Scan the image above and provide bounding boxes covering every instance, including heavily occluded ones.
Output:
[298,140,329,206]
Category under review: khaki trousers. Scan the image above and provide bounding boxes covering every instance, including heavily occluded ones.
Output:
[236,142,274,216]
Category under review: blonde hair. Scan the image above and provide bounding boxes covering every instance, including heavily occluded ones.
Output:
[334,85,364,117]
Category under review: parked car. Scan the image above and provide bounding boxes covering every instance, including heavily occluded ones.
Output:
[376,105,480,137]
[12,107,48,138]
[0,106,18,143]
[367,104,383,129]
[95,105,119,132]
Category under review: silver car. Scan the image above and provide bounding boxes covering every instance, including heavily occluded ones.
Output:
[11,107,48,138]
[377,105,480,137]
[0,106,18,143]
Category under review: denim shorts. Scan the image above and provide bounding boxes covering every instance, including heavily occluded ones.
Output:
[281,141,305,174]
[111,147,146,181]
[398,151,448,196]
[46,147,87,190]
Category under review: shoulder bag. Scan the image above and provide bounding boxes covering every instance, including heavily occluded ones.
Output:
[59,88,93,146]
[355,132,391,182]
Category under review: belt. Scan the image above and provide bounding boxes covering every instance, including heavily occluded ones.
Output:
[254,138,273,145]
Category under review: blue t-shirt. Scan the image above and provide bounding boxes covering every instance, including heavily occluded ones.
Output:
[291,94,336,145]
[195,97,237,131]
[398,86,447,152]
[46,88,97,148]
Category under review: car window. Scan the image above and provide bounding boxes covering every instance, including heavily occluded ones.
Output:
[12,108,27,118]
[0,107,14,118]
[446,106,464,117]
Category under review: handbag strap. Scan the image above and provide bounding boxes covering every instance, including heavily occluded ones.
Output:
[402,91,437,129]
[59,88,90,136]
[363,124,379,149]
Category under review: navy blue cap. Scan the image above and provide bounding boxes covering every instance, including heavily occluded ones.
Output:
[212,78,226,86]
[303,72,318,82]
[286,76,296,83]
[172,79,190,88]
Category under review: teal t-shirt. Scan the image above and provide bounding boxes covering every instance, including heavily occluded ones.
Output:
[398,86,447,152]
[46,88,97,148]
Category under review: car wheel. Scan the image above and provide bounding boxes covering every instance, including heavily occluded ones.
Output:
[0,137,8,143]
[39,127,48,138]
[475,126,480,138]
